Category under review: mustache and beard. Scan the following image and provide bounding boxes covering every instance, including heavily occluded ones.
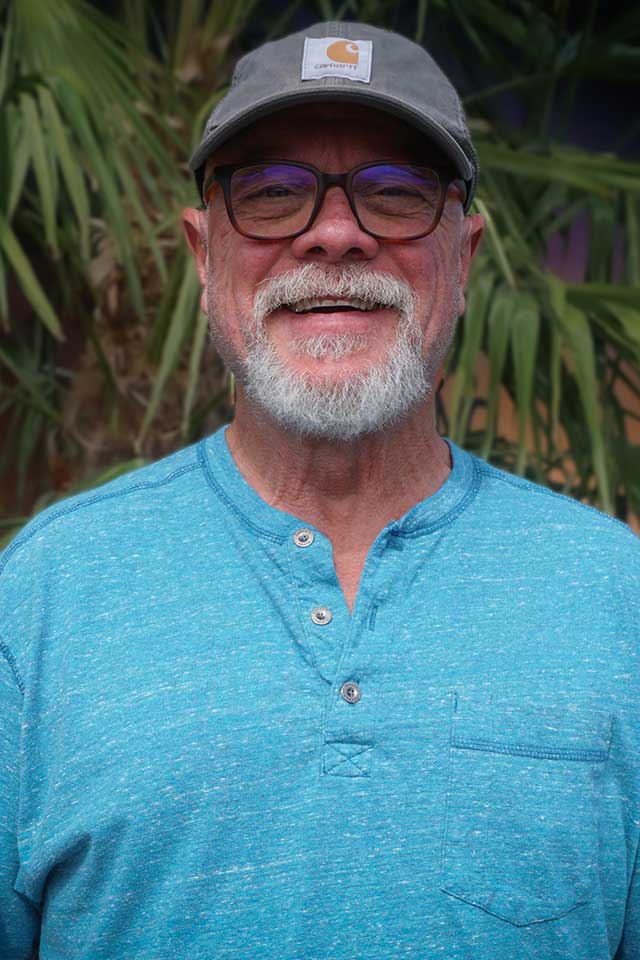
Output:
[206,262,459,442]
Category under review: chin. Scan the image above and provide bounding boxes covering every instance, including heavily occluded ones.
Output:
[244,326,430,439]
[282,341,390,378]
[288,357,378,384]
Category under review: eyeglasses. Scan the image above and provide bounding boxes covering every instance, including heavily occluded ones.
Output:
[202,160,466,242]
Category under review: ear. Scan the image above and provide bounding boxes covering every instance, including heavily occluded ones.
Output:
[456,212,485,315]
[181,207,209,313]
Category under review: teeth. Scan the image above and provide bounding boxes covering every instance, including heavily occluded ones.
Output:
[287,297,381,314]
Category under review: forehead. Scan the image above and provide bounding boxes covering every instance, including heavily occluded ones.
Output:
[209,102,450,168]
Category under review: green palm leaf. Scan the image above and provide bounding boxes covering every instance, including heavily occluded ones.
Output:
[0,213,63,339]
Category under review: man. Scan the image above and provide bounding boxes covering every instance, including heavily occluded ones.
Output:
[0,20,638,960]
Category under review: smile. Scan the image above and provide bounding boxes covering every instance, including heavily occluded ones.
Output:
[283,297,385,314]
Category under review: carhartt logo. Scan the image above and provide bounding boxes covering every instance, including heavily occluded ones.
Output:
[301,37,372,84]
[327,40,359,65]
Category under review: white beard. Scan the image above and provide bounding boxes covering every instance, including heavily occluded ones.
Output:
[243,324,430,442]
[208,262,457,442]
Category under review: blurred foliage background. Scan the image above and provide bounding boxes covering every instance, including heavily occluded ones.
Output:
[1,0,639,544]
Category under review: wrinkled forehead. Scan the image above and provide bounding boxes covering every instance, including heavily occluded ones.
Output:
[207,102,453,169]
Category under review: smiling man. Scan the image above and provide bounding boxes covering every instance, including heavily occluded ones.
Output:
[1,21,639,960]
[181,96,482,609]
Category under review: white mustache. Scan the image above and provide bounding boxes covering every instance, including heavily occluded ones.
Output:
[252,263,416,323]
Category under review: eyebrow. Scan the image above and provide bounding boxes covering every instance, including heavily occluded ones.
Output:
[210,152,455,171]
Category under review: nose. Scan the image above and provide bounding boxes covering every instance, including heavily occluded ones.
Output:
[289,184,380,263]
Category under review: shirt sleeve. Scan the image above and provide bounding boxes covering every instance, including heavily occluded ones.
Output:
[0,642,40,959]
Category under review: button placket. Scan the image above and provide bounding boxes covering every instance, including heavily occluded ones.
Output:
[288,527,346,684]
[322,531,405,778]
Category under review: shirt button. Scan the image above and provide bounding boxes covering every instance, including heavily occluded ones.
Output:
[311,606,332,626]
[340,681,362,704]
[293,529,314,548]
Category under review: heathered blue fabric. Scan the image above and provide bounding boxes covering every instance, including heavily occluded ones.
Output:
[1,424,639,960]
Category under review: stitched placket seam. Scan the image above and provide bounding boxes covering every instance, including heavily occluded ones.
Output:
[285,546,323,678]
[320,533,394,780]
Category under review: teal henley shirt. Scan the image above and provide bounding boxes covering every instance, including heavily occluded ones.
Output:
[1,426,639,959]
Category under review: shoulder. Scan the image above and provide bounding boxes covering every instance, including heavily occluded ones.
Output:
[0,440,204,580]
[468,452,639,567]
[0,439,217,687]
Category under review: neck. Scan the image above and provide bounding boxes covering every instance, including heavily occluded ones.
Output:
[225,388,451,545]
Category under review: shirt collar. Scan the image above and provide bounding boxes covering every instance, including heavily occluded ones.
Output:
[199,424,479,542]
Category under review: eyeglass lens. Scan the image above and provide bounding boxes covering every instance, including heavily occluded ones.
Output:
[228,163,442,239]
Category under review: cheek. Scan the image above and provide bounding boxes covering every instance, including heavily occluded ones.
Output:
[207,234,285,342]
[400,240,459,316]
[391,234,462,351]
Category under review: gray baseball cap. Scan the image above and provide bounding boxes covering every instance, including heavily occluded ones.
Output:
[190,21,478,213]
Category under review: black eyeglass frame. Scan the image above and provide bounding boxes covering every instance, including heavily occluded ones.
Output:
[201,160,467,242]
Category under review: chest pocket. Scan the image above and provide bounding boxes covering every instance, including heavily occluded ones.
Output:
[440,692,613,927]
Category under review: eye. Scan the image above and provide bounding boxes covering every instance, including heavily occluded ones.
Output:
[353,165,440,203]
[372,184,424,197]
[251,184,297,199]
[231,164,317,205]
